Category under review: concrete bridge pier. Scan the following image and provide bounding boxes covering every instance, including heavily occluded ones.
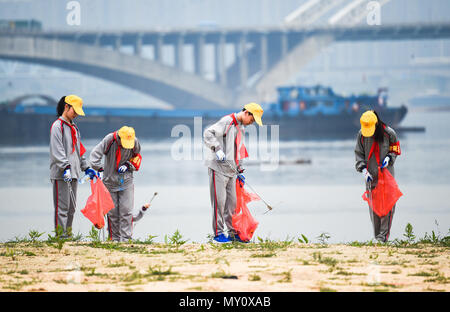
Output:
[175,34,184,70]
[134,34,143,56]
[214,33,227,86]
[194,34,205,78]
[154,34,163,63]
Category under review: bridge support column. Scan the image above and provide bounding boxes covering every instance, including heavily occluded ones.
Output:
[194,34,205,77]
[114,36,121,51]
[94,34,101,47]
[175,34,184,70]
[239,33,248,88]
[281,32,288,57]
[134,35,142,56]
[155,35,163,63]
[260,33,268,74]
[215,33,227,87]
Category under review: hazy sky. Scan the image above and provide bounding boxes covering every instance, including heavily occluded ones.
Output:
[1,0,449,30]
[0,0,449,108]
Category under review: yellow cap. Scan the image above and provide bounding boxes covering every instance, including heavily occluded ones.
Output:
[360,110,378,137]
[244,102,264,126]
[65,95,85,116]
[118,126,135,149]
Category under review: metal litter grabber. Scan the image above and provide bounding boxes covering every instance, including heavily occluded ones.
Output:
[148,192,158,205]
[223,160,274,214]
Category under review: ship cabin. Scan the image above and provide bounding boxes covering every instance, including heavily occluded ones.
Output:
[269,85,388,117]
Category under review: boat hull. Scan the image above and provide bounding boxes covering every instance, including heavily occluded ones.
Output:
[0,106,408,145]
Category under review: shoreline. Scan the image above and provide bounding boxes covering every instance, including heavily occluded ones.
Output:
[1,237,448,292]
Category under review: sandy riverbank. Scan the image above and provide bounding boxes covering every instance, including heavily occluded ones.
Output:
[0,240,448,292]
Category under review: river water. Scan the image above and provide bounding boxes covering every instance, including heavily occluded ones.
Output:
[0,109,449,243]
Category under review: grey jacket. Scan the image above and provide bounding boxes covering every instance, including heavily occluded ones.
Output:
[355,125,400,189]
[49,116,89,180]
[203,113,245,177]
[89,132,141,192]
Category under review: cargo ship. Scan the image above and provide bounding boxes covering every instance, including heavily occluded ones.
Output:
[0,85,408,145]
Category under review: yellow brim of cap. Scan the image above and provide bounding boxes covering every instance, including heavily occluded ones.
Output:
[72,105,85,116]
[361,125,375,137]
[121,139,135,149]
[254,114,263,126]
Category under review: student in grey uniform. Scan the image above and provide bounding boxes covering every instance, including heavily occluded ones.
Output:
[89,126,142,242]
[203,102,264,243]
[355,110,401,243]
[50,95,96,236]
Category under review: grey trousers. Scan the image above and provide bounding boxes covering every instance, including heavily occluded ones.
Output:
[369,205,395,242]
[106,184,134,242]
[208,168,236,237]
[52,179,78,234]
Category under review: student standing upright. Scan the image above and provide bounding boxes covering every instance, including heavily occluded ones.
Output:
[50,95,96,236]
[203,103,264,243]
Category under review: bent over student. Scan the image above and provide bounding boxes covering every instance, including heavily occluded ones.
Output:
[50,95,96,236]
[89,126,142,242]
[355,110,401,243]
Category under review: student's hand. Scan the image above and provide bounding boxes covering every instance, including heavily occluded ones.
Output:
[85,168,96,180]
[97,168,104,180]
[237,173,245,185]
[362,168,372,183]
[381,156,390,169]
[118,165,128,173]
[142,203,150,211]
[215,150,226,162]
[63,168,72,182]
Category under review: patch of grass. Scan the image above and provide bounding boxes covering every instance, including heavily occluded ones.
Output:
[164,230,188,251]
[312,252,338,267]
[3,280,36,290]
[335,270,367,276]
[250,252,276,258]
[211,270,238,279]
[316,232,331,247]
[106,258,128,268]
[276,270,292,283]
[46,225,69,251]
[148,265,176,277]
[320,287,337,292]
[248,274,261,281]
[297,234,309,244]
[423,271,448,284]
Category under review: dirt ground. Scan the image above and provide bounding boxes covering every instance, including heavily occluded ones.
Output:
[0,241,448,292]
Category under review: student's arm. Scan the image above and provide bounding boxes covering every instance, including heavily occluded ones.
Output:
[50,121,70,170]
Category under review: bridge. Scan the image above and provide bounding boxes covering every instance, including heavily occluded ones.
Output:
[1,2,450,108]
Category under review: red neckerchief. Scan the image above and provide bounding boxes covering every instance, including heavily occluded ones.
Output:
[59,118,86,156]
[368,140,380,165]
[225,113,248,164]
[367,125,388,166]
[113,132,121,170]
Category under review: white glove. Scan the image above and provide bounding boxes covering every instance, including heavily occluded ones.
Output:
[362,168,373,183]
[215,149,226,161]
[381,156,390,169]
[63,168,72,182]
[118,165,128,173]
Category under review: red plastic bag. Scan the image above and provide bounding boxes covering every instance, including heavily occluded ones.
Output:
[363,167,403,217]
[232,180,260,242]
[81,178,115,229]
